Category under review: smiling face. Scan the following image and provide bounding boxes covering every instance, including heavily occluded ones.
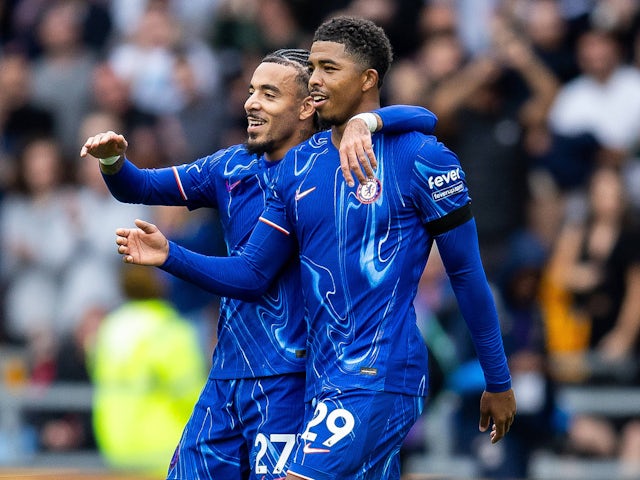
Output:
[244,61,314,161]
[308,41,371,127]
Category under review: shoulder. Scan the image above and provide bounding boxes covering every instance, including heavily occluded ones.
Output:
[383,132,457,166]
[191,144,256,169]
[279,131,332,171]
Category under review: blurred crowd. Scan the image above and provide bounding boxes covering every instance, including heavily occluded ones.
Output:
[1,0,640,477]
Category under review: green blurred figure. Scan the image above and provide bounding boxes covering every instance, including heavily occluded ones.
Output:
[88,264,206,475]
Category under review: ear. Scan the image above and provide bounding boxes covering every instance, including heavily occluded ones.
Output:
[299,95,316,121]
[361,69,379,92]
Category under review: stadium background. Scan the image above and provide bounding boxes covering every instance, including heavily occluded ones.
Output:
[1,0,640,478]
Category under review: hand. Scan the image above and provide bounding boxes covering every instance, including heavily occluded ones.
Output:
[80,130,128,160]
[339,117,378,187]
[479,388,516,444]
[597,329,633,362]
[115,219,169,266]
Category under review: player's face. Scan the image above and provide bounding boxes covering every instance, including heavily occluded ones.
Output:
[308,41,368,126]
[244,62,311,161]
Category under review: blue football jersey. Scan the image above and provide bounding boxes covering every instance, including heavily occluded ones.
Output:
[105,146,307,379]
[260,130,477,399]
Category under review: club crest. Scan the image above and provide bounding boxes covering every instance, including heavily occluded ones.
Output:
[356,178,382,204]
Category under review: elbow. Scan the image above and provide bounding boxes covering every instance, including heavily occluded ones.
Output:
[234,273,273,301]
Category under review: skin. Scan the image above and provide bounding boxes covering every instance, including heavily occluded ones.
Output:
[115,40,517,456]
[81,62,378,183]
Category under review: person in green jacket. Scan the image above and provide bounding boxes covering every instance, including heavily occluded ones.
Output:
[88,264,206,475]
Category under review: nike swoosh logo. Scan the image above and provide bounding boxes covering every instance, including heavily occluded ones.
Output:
[226,179,242,192]
[302,443,330,454]
[295,187,316,201]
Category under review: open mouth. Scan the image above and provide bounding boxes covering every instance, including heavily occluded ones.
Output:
[247,115,267,133]
[311,92,328,109]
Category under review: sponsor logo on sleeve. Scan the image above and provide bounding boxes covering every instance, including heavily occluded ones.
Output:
[427,168,464,201]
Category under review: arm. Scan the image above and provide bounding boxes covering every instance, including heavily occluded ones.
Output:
[80,130,194,206]
[340,105,438,186]
[435,216,516,443]
[597,264,640,359]
[116,217,294,300]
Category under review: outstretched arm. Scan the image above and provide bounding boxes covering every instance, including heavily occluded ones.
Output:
[116,217,295,300]
[340,106,438,186]
[435,216,516,443]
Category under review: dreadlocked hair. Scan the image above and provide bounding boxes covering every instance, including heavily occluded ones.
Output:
[313,16,393,87]
[261,48,320,131]
[261,48,311,98]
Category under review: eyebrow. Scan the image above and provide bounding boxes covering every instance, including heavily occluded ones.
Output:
[252,83,281,95]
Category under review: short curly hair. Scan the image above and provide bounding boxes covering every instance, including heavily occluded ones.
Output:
[312,16,393,87]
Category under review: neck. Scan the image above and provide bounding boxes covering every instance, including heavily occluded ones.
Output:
[330,99,380,148]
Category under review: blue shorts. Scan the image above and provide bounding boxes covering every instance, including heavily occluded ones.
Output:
[167,372,306,480]
[288,389,425,480]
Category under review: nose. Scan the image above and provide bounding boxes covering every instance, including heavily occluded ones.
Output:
[244,92,260,112]
[308,69,322,89]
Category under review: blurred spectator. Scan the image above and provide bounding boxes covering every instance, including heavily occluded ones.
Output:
[88,61,163,168]
[590,0,640,57]
[543,165,640,473]
[89,264,206,475]
[418,15,559,276]
[57,111,153,331]
[519,0,580,83]
[156,53,227,164]
[109,0,219,40]
[24,305,105,454]
[29,0,96,156]
[545,166,640,382]
[545,28,640,189]
[0,136,76,344]
[0,48,54,190]
[211,0,306,57]
[108,0,220,116]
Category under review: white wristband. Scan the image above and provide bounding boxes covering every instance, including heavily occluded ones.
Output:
[348,112,378,133]
[99,154,121,166]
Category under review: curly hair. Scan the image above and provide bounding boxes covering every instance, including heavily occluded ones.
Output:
[312,16,393,87]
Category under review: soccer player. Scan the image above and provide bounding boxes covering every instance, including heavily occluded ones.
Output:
[114,18,517,478]
[82,48,437,479]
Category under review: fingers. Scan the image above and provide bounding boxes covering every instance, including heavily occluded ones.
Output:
[479,411,490,433]
[339,144,377,187]
[134,218,157,234]
[80,131,127,158]
[483,414,515,444]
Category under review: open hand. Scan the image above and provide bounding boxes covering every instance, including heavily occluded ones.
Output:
[115,219,169,266]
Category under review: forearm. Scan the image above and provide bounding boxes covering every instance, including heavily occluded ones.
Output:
[612,266,640,342]
[102,158,187,205]
[373,105,437,134]
[160,219,294,300]
[436,219,511,392]
[161,242,273,300]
